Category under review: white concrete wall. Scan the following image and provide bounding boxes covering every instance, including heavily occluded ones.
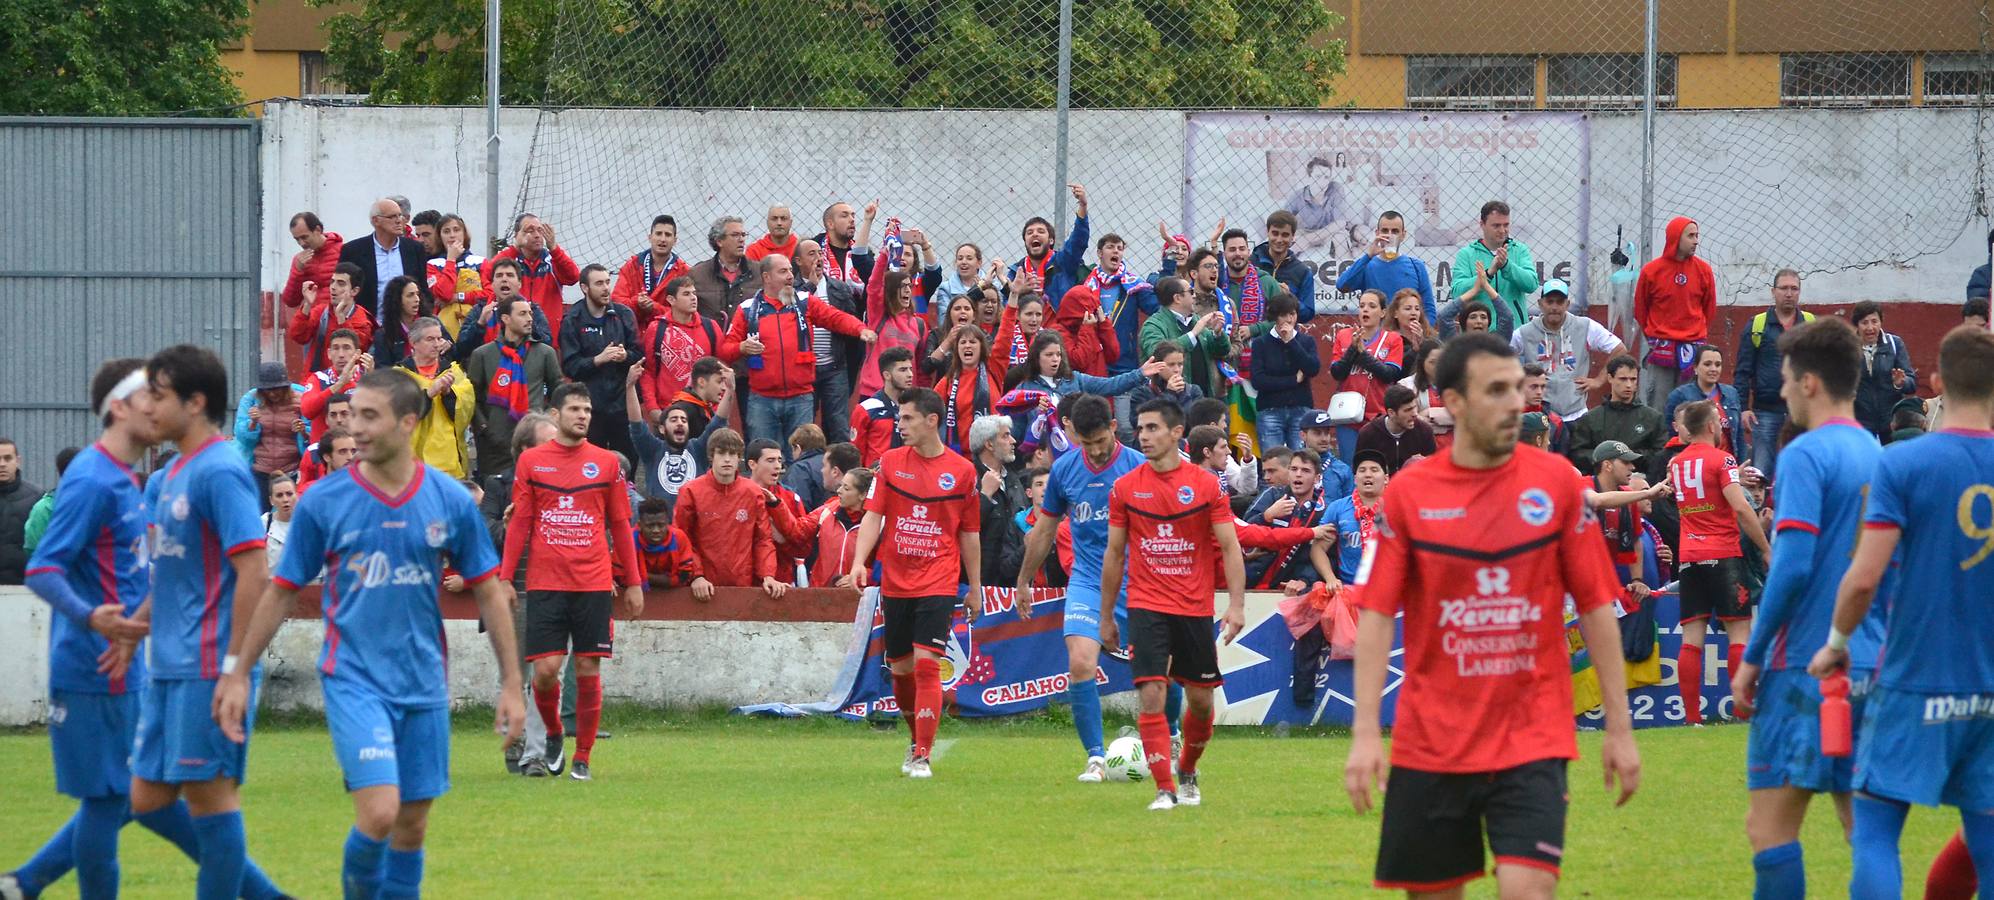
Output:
[0,588,847,725]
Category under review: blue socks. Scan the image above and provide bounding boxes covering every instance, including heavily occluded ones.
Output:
[135,801,284,900]
[1750,841,1804,900]
[1850,794,1908,900]
[344,827,389,899]
[14,809,81,895]
[1165,683,1184,736]
[382,847,425,899]
[1070,678,1105,758]
[191,810,247,900]
[74,795,128,898]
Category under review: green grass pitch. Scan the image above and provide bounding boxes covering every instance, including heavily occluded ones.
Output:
[0,709,1965,897]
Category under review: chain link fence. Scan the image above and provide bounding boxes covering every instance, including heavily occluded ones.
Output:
[509,0,1991,319]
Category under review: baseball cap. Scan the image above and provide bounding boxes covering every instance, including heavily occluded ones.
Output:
[1352,449,1390,472]
[1541,278,1571,299]
[1590,440,1641,465]
[1520,412,1549,437]
[1302,410,1337,430]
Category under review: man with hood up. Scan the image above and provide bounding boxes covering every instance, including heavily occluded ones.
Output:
[1634,216,1718,409]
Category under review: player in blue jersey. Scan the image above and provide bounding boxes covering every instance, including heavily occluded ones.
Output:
[218,371,526,900]
[1728,318,1886,900]
[1810,325,1994,899]
[124,346,274,900]
[3,359,287,900]
[1013,394,1165,782]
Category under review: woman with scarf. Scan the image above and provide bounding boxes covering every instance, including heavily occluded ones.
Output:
[921,291,981,386]
[935,324,998,456]
[1050,285,1121,377]
[855,237,932,399]
[990,290,1051,385]
[373,275,433,365]
[1325,288,1406,469]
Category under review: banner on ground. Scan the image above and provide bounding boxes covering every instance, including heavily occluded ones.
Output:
[736,588,1736,729]
[1183,111,1592,314]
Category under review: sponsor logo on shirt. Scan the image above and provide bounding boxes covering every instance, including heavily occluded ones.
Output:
[1922,694,1994,723]
[1516,488,1554,527]
[1069,500,1108,524]
[343,551,436,589]
[1438,564,1544,677]
[1418,507,1465,521]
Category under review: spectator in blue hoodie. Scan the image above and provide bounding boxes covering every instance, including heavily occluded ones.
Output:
[1336,210,1435,325]
[1007,182,1090,313]
[1969,227,1991,304]
[1254,210,1319,316]
[1249,292,1322,451]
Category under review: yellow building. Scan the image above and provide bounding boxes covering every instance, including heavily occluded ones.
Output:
[1322,0,1986,109]
[219,0,348,111]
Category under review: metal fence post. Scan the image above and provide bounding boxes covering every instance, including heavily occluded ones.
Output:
[1639,0,1657,265]
[1053,0,1074,227]
[486,0,502,252]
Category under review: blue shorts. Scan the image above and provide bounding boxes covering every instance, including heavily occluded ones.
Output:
[324,678,451,802]
[1854,685,1994,810]
[1061,580,1127,641]
[49,690,137,799]
[132,673,260,786]
[1745,668,1869,794]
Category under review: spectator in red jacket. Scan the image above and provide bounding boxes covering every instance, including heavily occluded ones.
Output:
[288,262,376,373]
[282,211,343,309]
[1634,215,1717,408]
[636,498,701,589]
[483,213,580,348]
[852,348,914,466]
[746,205,798,263]
[673,428,781,595]
[805,468,872,587]
[613,214,690,328]
[722,254,876,452]
[639,275,724,423]
[748,438,813,581]
[1051,284,1119,376]
[300,329,372,439]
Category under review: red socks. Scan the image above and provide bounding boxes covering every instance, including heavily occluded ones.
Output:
[1925,831,1978,900]
[574,674,602,765]
[534,680,563,739]
[892,670,917,739]
[1178,711,1214,776]
[912,658,942,758]
[1726,643,1748,720]
[1678,643,1705,725]
[1138,712,1176,793]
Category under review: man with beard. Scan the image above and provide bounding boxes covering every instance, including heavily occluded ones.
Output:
[466,297,560,479]
[625,360,730,515]
[1007,183,1091,312]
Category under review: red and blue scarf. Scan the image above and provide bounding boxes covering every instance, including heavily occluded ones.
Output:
[486,342,531,422]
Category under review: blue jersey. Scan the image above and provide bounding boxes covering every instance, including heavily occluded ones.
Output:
[1039,443,1145,583]
[273,465,499,707]
[25,445,149,694]
[1863,430,1994,693]
[1321,493,1368,582]
[1746,419,1889,671]
[145,436,266,681]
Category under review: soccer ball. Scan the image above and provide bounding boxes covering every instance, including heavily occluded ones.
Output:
[1103,735,1148,782]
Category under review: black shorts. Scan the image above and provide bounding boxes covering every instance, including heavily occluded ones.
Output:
[524,590,615,661]
[1678,557,1750,624]
[1375,758,1569,892]
[883,595,955,662]
[1127,607,1222,688]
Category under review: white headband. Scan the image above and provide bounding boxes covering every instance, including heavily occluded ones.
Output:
[98,369,148,418]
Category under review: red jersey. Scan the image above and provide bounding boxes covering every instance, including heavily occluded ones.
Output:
[675,473,776,586]
[863,446,980,598]
[1353,445,1622,773]
[1668,441,1742,563]
[501,440,642,592]
[1109,462,1231,618]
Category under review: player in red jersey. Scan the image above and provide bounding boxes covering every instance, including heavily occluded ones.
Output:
[1099,398,1246,811]
[1666,398,1769,725]
[500,383,644,782]
[848,387,982,779]
[1345,333,1640,897]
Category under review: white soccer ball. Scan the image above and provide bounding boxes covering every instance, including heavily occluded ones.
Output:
[1103,735,1148,783]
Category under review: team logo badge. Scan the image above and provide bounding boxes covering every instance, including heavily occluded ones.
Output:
[170,495,190,521]
[937,472,956,491]
[1673,273,1688,286]
[734,509,748,522]
[425,521,448,548]
[373,726,394,744]
[581,462,600,479]
[1177,485,1195,505]
[495,372,512,387]
[1517,488,1554,527]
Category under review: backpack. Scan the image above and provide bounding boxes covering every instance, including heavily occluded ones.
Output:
[1749,310,1815,348]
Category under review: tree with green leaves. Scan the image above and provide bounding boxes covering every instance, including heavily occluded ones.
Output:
[0,0,248,115]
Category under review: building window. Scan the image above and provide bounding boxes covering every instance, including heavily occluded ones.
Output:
[299,52,345,98]
[1406,56,1535,110]
[1924,53,1989,106]
[1545,55,1677,109]
[1780,53,1912,106]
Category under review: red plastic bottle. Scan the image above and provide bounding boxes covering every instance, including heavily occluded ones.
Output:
[1820,673,1852,758]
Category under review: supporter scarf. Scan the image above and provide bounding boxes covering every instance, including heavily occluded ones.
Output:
[883,218,905,272]
[1088,264,1146,325]
[517,248,553,278]
[486,342,532,422]
[639,249,682,293]
[1265,484,1329,581]
[1351,490,1380,546]
[824,243,854,283]
[1020,251,1050,287]
[942,373,983,455]
[1220,265,1266,326]
[1009,319,1034,369]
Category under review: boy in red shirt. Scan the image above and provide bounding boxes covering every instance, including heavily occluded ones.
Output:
[1100,398,1247,811]
[849,387,982,779]
[1666,398,1770,724]
[673,428,781,595]
[1344,333,1639,896]
[500,383,643,781]
[635,498,700,589]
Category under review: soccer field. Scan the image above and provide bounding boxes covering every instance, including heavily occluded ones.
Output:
[0,710,1964,898]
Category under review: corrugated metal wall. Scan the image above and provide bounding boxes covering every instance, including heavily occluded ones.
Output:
[0,117,260,489]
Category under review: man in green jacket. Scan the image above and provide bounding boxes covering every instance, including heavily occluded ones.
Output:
[465,296,562,478]
[1568,354,1667,470]
[1140,275,1232,400]
[1446,200,1539,339]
